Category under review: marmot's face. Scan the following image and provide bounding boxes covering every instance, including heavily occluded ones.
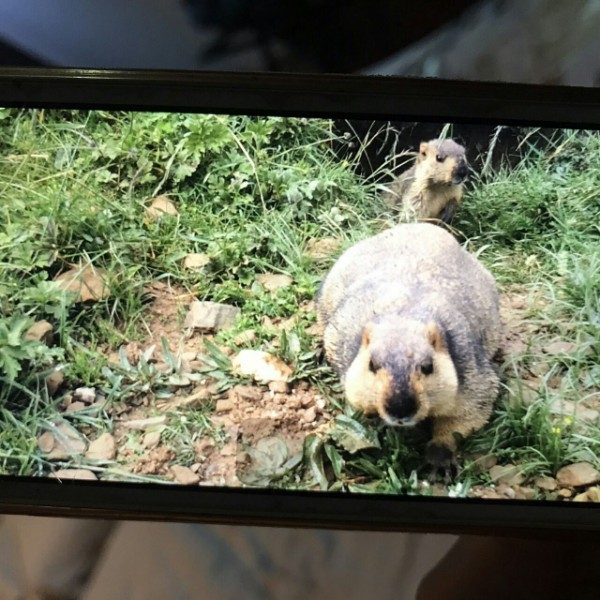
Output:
[344,320,459,426]
[417,139,469,187]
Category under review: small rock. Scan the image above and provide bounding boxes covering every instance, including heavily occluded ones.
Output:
[142,430,162,449]
[65,401,86,413]
[558,488,572,498]
[190,462,201,473]
[183,253,210,270]
[550,399,598,423]
[215,399,235,412]
[305,237,340,261]
[470,454,498,473]
[556,462,600,487]
[573,491,589,502]
[54,264,109,302]
[232,385,264,402]
[50,469,97,481]
[170,465,200,485]
[183,300,240,331]
[489,464,525,486]
[40,423,87,460]
[85,432,116,461]
[233,329,257,345]
[587,487,600,502]
[195,439,215,459]
[303,406,317,423]
[572,487,600,504]
[495,483,516,498]
[535,476,558,491]
[146,195,178,220]
[255,273,293,292]
[25,320,54,344]
[232,350,293,383]
[37,431,55,453]
[268,381,290,394]
[73,387,96,404]
[543,341,576,355]
[45,371,64,396]
[300,396,314,408]
[513,486,536,500]
[123,416,168,431]
[473,487,504,500]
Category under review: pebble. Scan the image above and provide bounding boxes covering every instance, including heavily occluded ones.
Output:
[37,431,55,453]
[232,350,292,383]
[268,381,290,394]
[39,423,87,460]
[303,407,317,423]
[556,462,600,487]
[123,416,168,431]
[543,341,576,355]
[146,195,178,219]
[182,253,210,270]
[571,487,600,503]
[489,464,525,486]
[535,476,558,491]
[85,433,117,461]
[300,396,314,408]
[255,273,293,292]
[73,387,96,404]
[54,264,109,302]
[50,469,97,481]
[184,300,240,331]
[215,399,235,412]
[25,320,54,344]
[45,371,64,396]
[170,465,200,485]
[142,430,162,449]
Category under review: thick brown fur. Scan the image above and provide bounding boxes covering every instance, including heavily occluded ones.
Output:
[316,223,501,472]
[383,138,469,224]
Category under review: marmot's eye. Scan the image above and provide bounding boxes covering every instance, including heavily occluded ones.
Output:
[421,360,434,375]
[435,154,445,162]
[368,359,378,374]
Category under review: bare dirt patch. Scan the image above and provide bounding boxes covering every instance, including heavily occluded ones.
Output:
[76,281,332,488]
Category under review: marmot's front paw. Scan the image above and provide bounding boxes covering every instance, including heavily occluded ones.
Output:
[425,442,457,483]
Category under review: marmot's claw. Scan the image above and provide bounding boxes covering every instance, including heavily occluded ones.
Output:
[425,442,457,482]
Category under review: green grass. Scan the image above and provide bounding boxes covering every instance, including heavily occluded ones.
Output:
[1,108,599,498]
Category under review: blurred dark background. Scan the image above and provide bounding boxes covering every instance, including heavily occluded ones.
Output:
[0,0,598,86]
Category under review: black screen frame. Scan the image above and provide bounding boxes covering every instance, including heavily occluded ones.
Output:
[0,67,599,535]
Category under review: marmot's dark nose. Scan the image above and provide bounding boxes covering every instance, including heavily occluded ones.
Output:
[455,163,469,181]
[386,393,418,422]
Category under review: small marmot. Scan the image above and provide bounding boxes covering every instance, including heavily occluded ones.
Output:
[316,223,501,475]
[383,138,469,224]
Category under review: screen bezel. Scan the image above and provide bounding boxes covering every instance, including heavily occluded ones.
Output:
[0,67,599,534]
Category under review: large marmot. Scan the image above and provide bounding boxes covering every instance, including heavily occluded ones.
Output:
[316,223,501,475]
[383,138,469,224]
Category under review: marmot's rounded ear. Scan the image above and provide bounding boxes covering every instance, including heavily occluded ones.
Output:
[419,142,429,156]
[426,322,444,351]
[362,324,372,347]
